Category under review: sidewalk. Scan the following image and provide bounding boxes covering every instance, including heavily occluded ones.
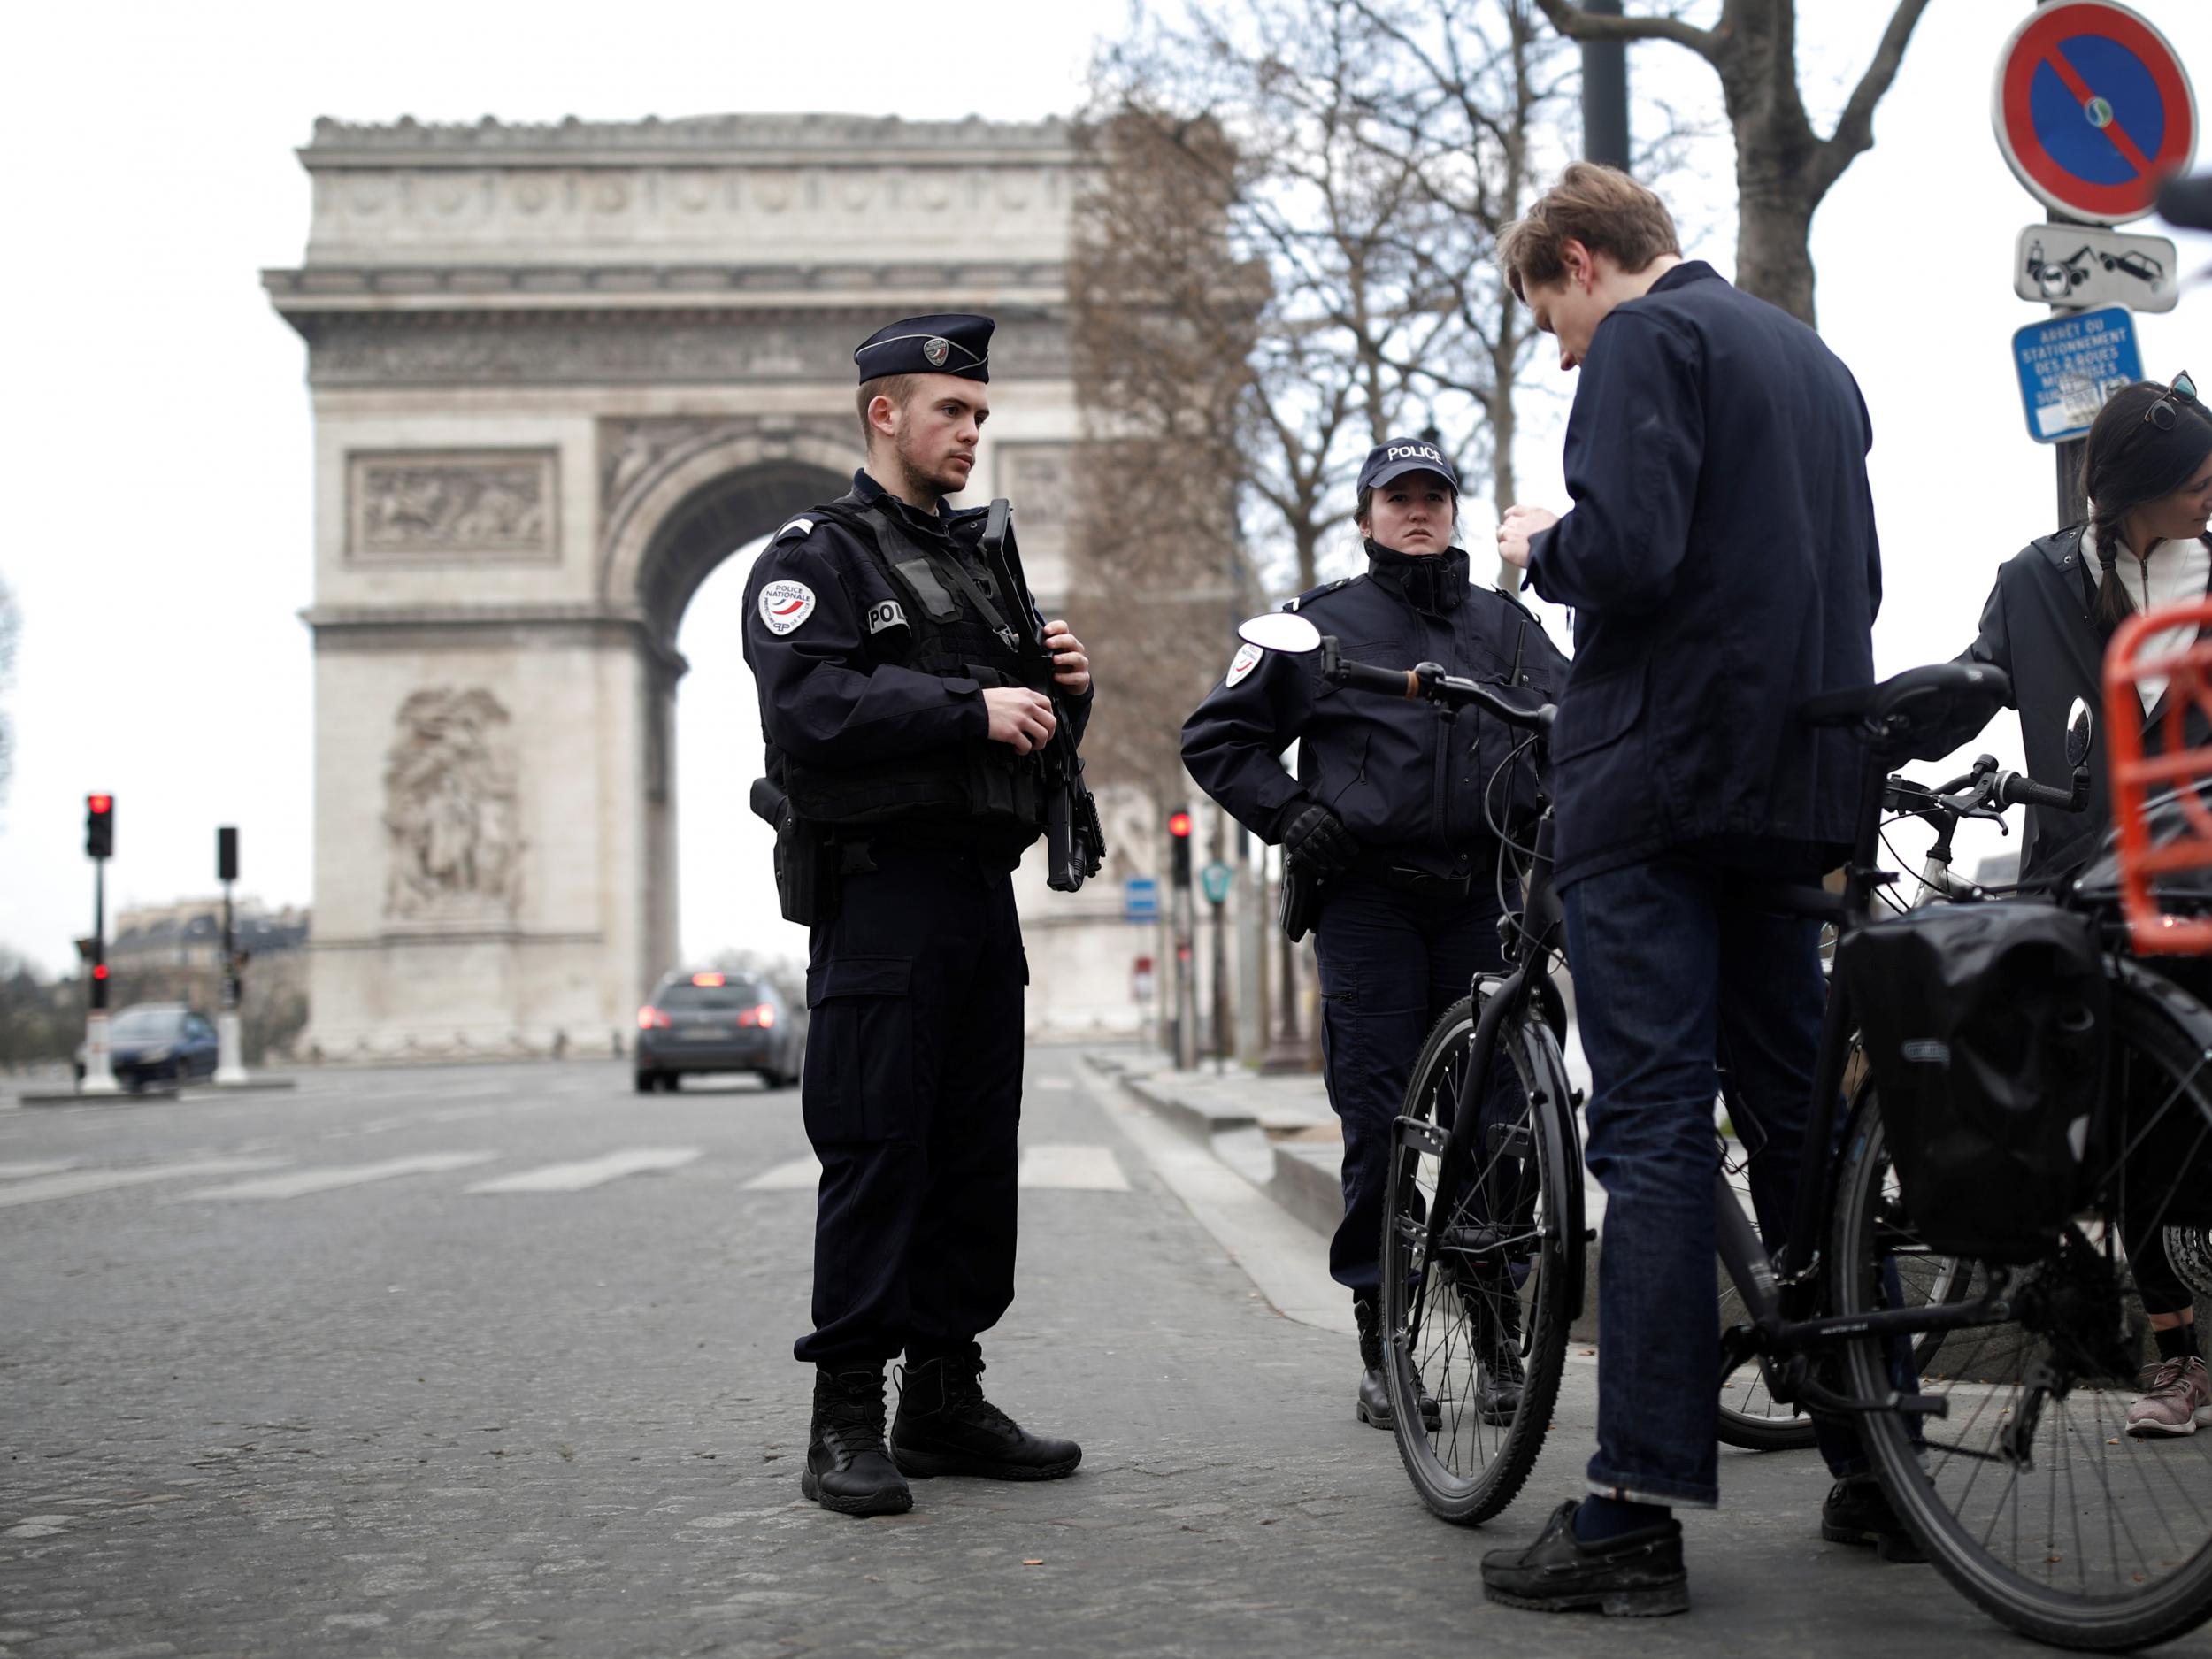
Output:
[1087,1040,1605,1338]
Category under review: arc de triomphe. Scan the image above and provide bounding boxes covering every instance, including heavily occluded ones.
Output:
[266,115,1140,1057]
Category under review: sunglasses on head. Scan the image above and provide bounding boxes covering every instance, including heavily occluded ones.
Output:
[2143,370,2200,434]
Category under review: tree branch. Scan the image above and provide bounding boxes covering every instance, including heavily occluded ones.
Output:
[1809,0,1932,198]
[1530,0,1719,60]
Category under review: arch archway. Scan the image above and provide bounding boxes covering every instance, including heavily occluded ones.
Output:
[617,444,852,979]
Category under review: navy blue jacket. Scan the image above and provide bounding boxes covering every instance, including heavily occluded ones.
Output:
[1182,546,1571,880]
[1525,261,1881,887]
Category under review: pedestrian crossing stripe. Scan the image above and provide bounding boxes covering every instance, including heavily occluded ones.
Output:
[0,1156,289,1209]
[187,1152,498,1201]
[741,1144,1128,1194]
[465,1148,701,1194]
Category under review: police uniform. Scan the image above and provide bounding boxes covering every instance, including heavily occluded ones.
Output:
[743,314,1085,1517]
[1181,438,1570,1424]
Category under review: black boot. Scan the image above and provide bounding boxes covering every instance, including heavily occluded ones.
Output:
[890,1354,1081,1481]
[1354,1293,1440,1431]
[800,1367,912,1517]
[1471,1276,1526,1427]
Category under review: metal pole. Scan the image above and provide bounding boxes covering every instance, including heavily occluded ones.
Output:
[81,858,118,1094]
[214,869,247,1086]
[1233,824,1263,1064]
[1174,884,1198,1071]
[2036,1,2090,532]
[1261,846,1309,1073]
[1581,0,1631,170]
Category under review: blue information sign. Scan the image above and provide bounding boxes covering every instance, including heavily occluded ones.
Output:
[1124,877,1160,923]
[2011,303,2142,443]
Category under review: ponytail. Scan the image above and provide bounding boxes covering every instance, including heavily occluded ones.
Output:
[2088,502,2136,631]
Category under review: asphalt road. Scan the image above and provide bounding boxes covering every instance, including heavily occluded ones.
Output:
[2,1052,2198,1657]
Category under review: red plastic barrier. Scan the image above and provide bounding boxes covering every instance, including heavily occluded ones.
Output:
[2104,599,2212,954]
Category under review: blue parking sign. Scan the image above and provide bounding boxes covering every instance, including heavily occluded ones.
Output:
[2011,303,2142,443]
[1124,877,1159,922]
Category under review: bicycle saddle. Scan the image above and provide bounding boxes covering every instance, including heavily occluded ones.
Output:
[1796,662,2012,762]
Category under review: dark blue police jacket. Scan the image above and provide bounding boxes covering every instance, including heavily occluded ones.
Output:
[1181,546,1571,881]
[1525,261,1881,888]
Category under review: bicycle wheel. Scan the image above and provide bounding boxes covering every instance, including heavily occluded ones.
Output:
[1379,986,1579,1524]
[1718,1079,1974,1454]
[1833,967,2212,1650]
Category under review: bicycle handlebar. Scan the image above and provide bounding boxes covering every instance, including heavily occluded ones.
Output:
[1320,638,1555,736]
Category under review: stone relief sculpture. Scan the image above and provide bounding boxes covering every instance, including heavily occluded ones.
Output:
[351,452,555,558]
[383,688,523,920]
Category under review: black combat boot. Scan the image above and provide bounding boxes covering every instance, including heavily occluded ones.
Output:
[889,1353,1082,1480]
[801,1367,912,1517]
[1354,1293,1440,1431]
[1471,1276,1526,1427]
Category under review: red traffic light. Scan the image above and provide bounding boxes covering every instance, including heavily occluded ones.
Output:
[92,964,110,981]
[88,794,112,813]
[1168,811,1193,839]
[85,794,115,859]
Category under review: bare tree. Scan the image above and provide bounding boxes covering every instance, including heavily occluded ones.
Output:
[1532,0,1932,326]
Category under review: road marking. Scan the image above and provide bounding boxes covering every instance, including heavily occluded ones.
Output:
[184,1152,495,1200]
[465,1148,702,1194]
[0,1157,290,1210]
[1033,1078,1075,1090]
[744,1156,821,1192]
[0,1160,77,1180]
[1018,1144,1128,1191]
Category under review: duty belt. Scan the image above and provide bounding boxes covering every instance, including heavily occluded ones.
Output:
[1352,849,1478,898]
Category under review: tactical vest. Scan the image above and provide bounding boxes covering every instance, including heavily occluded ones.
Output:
[777,492,1047,835]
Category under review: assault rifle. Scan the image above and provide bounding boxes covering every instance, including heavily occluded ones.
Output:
[979,498,1106,893]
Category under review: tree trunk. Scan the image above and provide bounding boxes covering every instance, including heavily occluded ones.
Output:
[1732,167,1819,328]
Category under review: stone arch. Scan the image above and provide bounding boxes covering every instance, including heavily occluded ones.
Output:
[600,426,858,642]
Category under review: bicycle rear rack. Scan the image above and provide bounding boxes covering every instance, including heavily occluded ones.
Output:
[2105,598,2212,954]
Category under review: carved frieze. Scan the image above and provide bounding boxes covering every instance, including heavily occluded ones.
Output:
[383,687,524,922]
[304,315,1071,388]
[995,443,1075,567]
[597,414,856,531]
[349,450,557,561]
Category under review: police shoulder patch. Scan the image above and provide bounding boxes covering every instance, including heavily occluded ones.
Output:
[772,516,817,544]
[1225,641,1263,687]
[757,580,817,636]
[865,598,907,636]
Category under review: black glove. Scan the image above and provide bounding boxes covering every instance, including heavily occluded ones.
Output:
[1282,804,1360,877]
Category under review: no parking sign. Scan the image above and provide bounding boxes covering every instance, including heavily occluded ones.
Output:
[1993,1,2197,226]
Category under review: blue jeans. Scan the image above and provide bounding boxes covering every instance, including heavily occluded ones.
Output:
[1565,843,1835,1509]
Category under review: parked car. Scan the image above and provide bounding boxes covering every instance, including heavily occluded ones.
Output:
[73,1003,220,1091]
[634,972,804,1093]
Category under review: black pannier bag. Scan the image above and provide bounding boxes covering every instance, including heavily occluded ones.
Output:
[1838,902,2108,1263]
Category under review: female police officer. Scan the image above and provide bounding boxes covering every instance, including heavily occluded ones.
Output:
[1182,437,1569,1428]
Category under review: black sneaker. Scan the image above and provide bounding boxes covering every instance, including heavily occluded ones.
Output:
[1481,1501,1690,1617]
[890,1356,1081,1481]
[1821,1475,1925,1563]
[800,1368,912,1517]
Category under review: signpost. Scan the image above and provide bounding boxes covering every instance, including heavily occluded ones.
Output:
[81,795,118,1096]
[1993,2,2197,226]
[214,826,248,1086]
[1199,862,1233,905]
[1994,1,2194,527]
[2012,303,2145,443]
[2015,223,2180,311]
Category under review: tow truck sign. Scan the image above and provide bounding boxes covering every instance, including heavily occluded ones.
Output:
[2015,222,2179,312]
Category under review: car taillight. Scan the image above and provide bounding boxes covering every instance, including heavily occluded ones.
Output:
[637,1006,671,1031]
[737,1004,775,1028]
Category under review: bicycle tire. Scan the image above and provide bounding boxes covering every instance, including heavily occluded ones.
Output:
[1833,966,2212,1651]
[1379,987,1578,1524]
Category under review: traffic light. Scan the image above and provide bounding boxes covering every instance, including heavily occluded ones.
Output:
[218,826,238,883]
[1168,807,1193,887]
[85,794,114,859]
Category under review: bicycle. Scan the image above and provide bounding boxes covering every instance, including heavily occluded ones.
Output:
[1237,610,2212,1650]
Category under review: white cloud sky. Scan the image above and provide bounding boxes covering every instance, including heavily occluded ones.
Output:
[2,0,2206,975]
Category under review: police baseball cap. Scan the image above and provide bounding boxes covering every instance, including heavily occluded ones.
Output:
[1357,436,1458,493]
[853,313,993,383]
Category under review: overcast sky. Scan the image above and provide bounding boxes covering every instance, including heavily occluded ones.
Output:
[2,1,2207,976]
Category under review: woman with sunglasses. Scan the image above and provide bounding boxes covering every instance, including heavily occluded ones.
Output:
[1961,371,2212,1438]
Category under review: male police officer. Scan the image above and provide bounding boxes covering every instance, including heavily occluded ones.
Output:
[742,313,1089,1517]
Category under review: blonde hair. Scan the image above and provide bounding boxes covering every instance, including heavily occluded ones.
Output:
[856,374,923,446]
[1499,162,1682,301]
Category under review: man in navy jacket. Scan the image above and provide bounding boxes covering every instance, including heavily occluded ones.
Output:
[1479,165,1887,1616]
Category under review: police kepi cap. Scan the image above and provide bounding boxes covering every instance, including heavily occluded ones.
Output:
[1357,436,1458,494]
[853,313,993,383]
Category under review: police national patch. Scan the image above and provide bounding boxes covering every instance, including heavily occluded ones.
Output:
[1225,641,1263,687]
[757,580,817,636]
